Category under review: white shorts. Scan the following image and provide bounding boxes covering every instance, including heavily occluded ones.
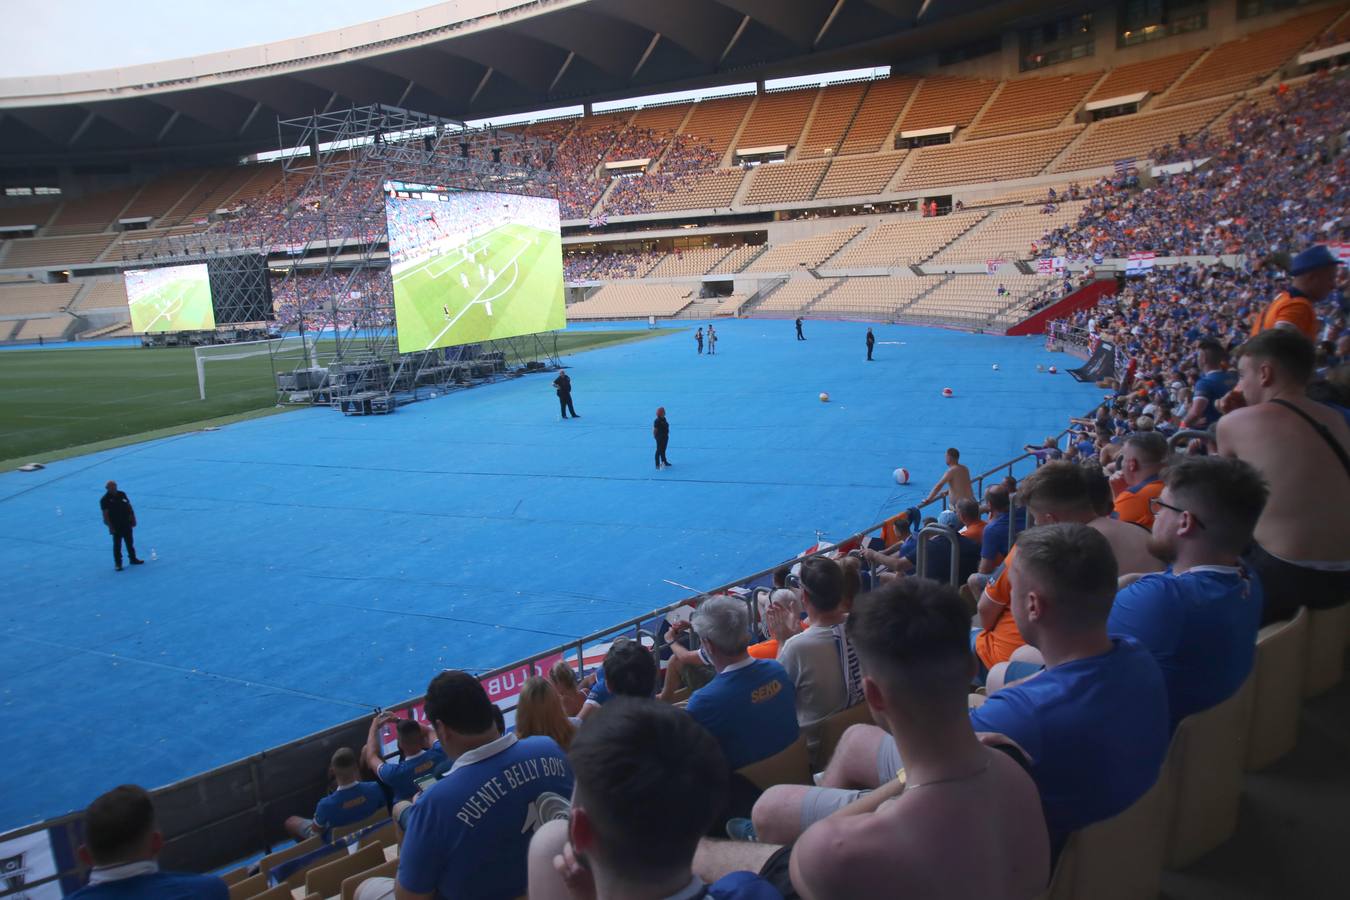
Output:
[354,876,395,900]
[796,737,903,832]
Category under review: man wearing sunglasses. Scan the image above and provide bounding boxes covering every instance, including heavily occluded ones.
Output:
[1106,457,1268,730]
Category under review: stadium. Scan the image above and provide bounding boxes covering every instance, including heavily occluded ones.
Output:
[1,0,1348,897]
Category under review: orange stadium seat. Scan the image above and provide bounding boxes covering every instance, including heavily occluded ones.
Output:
[898,128,1081,190]
[1053,97,1231,171]
[1159,6,1342,107]
[736,88,817,150]
[742,160,829,206]
[898,76,998,133]
[119,169,207,223]
[1,233,118,268]
[566,283,694,319]
[45,187,139,236]
[824,212,987,269]
[1087,48,1206,101]
[680,96,755,159]
[814,152,907,200]
[967,71,1102,139]
[710,244,764,275]
[753,278,835,313]
[796,81,869,158]
[745,225,865,273]
[837,76,919,155]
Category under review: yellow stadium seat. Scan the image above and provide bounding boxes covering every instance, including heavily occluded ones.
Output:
[227,872,267,900]
[811,703,874,772]
[341,857,398,900]
[1303,603,1350,697]
[1246,607,1308,770]
[305,842,385,900]
[737,733,812,791]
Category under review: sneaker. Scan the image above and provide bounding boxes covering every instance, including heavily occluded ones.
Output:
[725,818,758,842]
[115,564,123,571]
[662,461,673,466]
[130,558,145,565]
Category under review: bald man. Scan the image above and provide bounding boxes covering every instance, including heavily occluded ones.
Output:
[100,481,143,571]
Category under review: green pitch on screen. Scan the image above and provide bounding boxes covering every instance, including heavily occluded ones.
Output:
[125,264,216,333]
[391,221,565,353]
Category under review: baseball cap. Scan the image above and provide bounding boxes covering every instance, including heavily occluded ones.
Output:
[937,510,960,529]
[1290,245,1341,275]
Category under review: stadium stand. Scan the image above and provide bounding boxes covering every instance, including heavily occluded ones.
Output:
[904,274,1054,324]
[814,152,907,200]
[565,283,693,319]
[823,212,988,269]
[75,279,130,310]
[745,225,865,273]
[809,275,935,318]
[1,233,117,268]
[752,277,834,313]
[742,160,829,205]
[1053,97,1232,172]
[1159,6,1343,107]
[171,166,261,225]
[13,314,74,340]
[897,75,999,132]
[608,166,746,214]
[679,95,755,159]
[0,203,58,229]
[938,202,1087,264]
[898,127,1082,190]
[967,71,1102,138]
[0,282,80,315]
[646,246,737,278]
[796,81,869,158]
[119,169,206,223]
[709,244,763,275]
[605,104,691,161]
[837,76,919,155]
[45,187,138,236]
[734,88,816,150]
[1085,47,1207,101]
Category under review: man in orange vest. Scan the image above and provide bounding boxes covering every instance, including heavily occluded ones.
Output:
[1251,245,1341,341]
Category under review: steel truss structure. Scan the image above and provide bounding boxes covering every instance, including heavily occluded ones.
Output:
[136,104,565,411]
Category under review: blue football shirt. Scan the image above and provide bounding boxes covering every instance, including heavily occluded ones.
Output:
[1108,565,1261,729]
[1193,370,1238,426]
[687,658,798,770]
[969,637,1168,856]
[981,513,1011,563]
[397,734,573,900]
[313,781,387,829]
[378,742,449,802]
[68,872,228,899]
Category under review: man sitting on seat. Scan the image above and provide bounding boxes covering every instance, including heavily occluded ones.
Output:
[69,785,228,898]
[528,699,780,900]
[1217,328,1350,623]
[362,713,446,803]
[366,671,573,900]
[1109,456,1267,729]
[578,638,660,719]
[768,557,863,727]
[750,526,1169,861]
[284,747,386,841]
[1110,432,1168,529]
[686,595,799,770]
[691,579,1050,900]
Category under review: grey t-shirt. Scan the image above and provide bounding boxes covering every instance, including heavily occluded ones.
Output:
[777,621,864,727]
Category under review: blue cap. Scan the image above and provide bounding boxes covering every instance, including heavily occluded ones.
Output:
[1290,245,1341,275]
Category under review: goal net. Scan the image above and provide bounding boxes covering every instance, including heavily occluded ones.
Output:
[194,334,316,400]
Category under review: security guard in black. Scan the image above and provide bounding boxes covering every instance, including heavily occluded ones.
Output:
[100,480,143,570]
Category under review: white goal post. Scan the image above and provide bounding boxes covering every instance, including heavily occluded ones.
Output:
[194,335,316,400]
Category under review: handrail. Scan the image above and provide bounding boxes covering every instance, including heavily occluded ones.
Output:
[914,523,962,586]
[0,394,1112,889]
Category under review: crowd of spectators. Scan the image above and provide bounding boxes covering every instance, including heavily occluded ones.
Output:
[270,269,394,328]
[563,248,663,281]
[604,133,726,217]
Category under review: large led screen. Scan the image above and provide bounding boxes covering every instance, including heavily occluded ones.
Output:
[124,264,216,333]
[386,185,565,353]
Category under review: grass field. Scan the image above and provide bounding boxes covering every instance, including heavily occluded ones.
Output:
[0,329,666,465]
[126,266,216,333]
[392,221,564,352]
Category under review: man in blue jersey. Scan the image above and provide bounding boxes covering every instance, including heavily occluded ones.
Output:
[1183,339,1238,429]
[687,594,798,770]
[284,747,387,840]
[1109,457,1267,730]
[577,639,659,720]
[750,526,1169,861]
[362,713,447,803]
[382,670,573,900]
[528,699,780,900]
[68,784,227,899]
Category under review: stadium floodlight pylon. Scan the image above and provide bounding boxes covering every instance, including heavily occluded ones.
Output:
[139,104,562,408]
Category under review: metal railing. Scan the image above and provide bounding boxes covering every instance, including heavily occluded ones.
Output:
[0,398,1108,895]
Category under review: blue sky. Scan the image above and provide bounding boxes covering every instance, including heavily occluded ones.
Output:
[1,0,439,78]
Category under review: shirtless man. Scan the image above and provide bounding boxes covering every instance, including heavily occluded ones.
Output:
[922,447,974,506]
[692,578,1049,900]
[1216,329,1350,623]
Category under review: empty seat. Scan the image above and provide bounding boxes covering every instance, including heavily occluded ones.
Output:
[743,160,829,206]
[566,284,694,319]
[736,88,817,149]
[811,702,874,771]
[838,77,919,155]
[814,152,907,200]
[1247,607,1308,770]
[737,733,812,790]
[305,842,385,900]
[898,129,1081,191]
[968,71,1100,139]
[341,857,398,900]
[898,76,998,133]
[1303,603,1350,697]
[746,226,865,273]
[797,82,868,158]
[1087,48,1206,101]
[1054,98,1231,172]
[1163,674,1255,868]
[753,279,834,314]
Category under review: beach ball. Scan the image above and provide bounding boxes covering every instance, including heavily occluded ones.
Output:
[1048,366,1059,374]
[893,468,910,485]
[942,388,954,398]
[992,364,1000,371]
[819,392,830,402]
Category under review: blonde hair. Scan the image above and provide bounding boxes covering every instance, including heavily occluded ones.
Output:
[548,660,578,692]
[515,677,576,750]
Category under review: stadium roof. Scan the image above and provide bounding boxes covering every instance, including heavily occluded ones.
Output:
[0,0,1094,168]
